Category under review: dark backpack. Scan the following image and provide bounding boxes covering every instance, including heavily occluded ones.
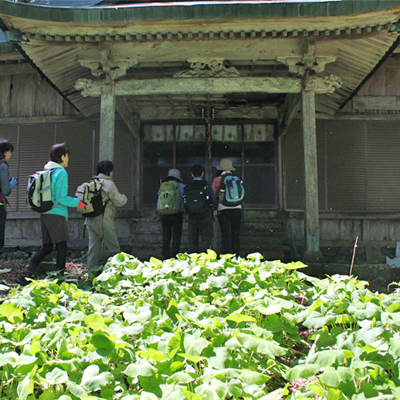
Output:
[158,180,181,214]
[184,182,210,218]
[220,174,245,207]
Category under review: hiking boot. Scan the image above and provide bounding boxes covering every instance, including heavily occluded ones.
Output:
[16,273,32,286]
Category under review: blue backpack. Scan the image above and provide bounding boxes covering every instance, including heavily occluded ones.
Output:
[220,175,245,207]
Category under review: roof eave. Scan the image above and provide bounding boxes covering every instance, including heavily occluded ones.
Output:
[1,0,400,23]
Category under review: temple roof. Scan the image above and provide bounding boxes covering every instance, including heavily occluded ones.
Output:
[1,0,400,119]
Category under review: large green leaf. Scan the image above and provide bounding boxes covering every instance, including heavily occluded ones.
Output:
[84,314,108,332]
[45,367,68,385]
[0,302,24,323]
[237,333,286,357]
[89,331,116,357]
[81,365,114,392]
[319,366,354,387]
[88,293,111,309]
[226,313,256,324]
[183,333,211,356]
[123,361,157,378]
[285,364,321,381]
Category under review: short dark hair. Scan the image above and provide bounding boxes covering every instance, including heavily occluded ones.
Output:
[49,143,70,163]
[97,160,114,176]
[191,164,204,178]
[0,139,14,154]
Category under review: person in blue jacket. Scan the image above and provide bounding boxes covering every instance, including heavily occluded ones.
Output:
[0,139,18,252]
[16,143,86,286]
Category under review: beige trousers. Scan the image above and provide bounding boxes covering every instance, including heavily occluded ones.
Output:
[87,225,120,268]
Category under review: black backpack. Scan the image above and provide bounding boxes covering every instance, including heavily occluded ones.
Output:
[183,182,210,218]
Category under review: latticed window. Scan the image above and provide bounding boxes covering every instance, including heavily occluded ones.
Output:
[142,123,277,209]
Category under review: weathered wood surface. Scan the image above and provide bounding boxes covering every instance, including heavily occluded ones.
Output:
[77,77,304,97]
[279,93,301,137]
[301,82,320,253]
[0,63,37,75]
[115,97,139,138]
[353,96,400,111]
[0,73,72,118]
[139,106,279,120]
[5,3,399,37]
[99,80,116,161]
[0,75,12,118]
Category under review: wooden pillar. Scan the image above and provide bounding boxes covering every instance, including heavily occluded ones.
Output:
[99,79,116,162]
[301,75,323,263]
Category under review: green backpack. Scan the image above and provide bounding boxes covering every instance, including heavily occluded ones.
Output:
[158,180,181,214]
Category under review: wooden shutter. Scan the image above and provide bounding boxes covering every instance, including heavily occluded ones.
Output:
[366,121,400,212]
[0,125,18,210]
[284,120,304,210]
[57,121,95,197]
[326,120,366,212]
[18,124,56,211]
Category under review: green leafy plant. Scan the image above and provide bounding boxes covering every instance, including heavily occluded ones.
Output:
[0,250,400,399]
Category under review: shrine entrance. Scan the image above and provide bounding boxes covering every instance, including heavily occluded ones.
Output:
[141,122,277,209]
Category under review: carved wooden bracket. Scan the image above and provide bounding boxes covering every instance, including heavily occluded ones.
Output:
[78,49,137,81]
[277,55,336,76]
[303,73,343,93]
[174,58,240,78]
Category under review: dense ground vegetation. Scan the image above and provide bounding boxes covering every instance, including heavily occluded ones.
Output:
[1,251,400,400]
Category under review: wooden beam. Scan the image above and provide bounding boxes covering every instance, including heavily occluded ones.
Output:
[0,63,36,75]
[116,96,139,137]
[0,115,89,124]
[0,52,25,62]
[353,95,400,111]
[139,106,278,120]
[77,77,303,97]
[76,75,343,97]
[316,112,400,120]
[279,93,301,137]
[99,79,116,162]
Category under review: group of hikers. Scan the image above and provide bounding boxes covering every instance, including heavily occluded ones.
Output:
[157,158,245,259]
[0,139,127,286]
[0,138,244,287]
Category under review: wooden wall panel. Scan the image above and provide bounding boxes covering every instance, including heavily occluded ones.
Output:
[0,75,11,118]
[10,75,38,117]
[358,68,387,96]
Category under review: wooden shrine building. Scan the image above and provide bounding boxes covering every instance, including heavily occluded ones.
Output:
[1,0,400,264]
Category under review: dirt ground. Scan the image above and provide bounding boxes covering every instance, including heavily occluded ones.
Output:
[0,260,87,287]
[1,259,400,293]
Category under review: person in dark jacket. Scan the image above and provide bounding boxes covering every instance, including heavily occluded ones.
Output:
[184,164,216,253]
[0,139,18,252]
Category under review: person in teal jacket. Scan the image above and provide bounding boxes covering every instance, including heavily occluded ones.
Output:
[16,143,86,286]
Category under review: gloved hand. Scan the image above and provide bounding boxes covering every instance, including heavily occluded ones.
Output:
[10,178,18,189]
[77,200,87,209]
